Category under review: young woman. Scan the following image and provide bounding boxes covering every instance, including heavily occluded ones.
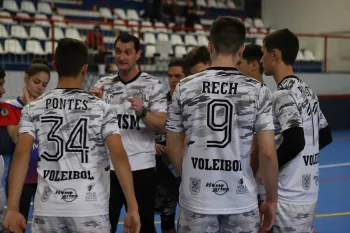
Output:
[6,60,50,228]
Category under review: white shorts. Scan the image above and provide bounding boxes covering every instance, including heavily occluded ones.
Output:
[31,215,110,233]
[271,202,317,233]
[177,206,260,233]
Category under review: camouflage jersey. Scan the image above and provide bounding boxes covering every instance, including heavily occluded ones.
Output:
[273,75,328,205]
[19,88,120,217]
[166,67,274,214]
[94,72,167,171]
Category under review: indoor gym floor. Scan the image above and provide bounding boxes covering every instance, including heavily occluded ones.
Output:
[2,130,349,233]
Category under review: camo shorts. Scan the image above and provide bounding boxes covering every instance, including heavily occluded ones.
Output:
[270,201,317,233]
[31,215,110,233]
[0,189,9,233]
[177,206,260,233]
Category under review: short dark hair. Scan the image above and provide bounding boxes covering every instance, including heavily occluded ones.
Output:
[263,29,299,65]
[168,58,190,77]
[242,44,263,74]
[210,16,246,55]
[26,59,50,78]
[54,38,88,77]
[114,33,141,52]
[0,68,5,79]
[186,46,211,68]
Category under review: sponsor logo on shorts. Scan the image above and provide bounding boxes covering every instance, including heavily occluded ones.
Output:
[302,174,311,190]
[85,184,97,201]
[313,172,319,186]
[41,186,51,202]
[236,178,249,194]
[206,180,229,195]
[55,188,78,202]
[189,177,201,195]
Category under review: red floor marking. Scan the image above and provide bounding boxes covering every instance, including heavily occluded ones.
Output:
[320,175,350,183]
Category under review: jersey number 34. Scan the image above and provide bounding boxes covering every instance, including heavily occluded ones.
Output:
[40,116,89,163]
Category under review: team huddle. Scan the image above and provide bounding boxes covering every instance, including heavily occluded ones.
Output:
[0,16,333,233]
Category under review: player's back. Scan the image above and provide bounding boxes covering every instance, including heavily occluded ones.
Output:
[273,76,326,204]
[20,88,118,217]
[168,67,273,214]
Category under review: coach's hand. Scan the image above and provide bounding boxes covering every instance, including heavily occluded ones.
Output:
[127,96,144,116]
[155,144,166,156]
[124,210,141,233]
[4,210,27,233]
[259,200,277,233]
[89,86,104,99]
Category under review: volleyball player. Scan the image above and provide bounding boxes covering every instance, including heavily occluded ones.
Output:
[261,28,333,233]
[166,16,278,232]
[4,38,140,233]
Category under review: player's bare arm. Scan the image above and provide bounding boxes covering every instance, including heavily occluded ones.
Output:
[4,133,33,232]
[166,130,185,176]
[256,130,278,232]
[250,135,259,176]
[128,96,166,133]
[105,134,141,232]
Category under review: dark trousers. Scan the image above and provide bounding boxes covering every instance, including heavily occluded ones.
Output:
[155,156,180,231]
[109,168,156,233]
[6,183,37,227]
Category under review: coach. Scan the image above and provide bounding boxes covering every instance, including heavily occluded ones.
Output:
[90,33,167,233]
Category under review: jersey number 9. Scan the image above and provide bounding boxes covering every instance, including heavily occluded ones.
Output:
[207,99,233,148]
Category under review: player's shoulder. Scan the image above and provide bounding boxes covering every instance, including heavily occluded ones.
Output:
[275,75,305,99]
[180,68,263,86]
[138,72,162,85]
[26,90,55,108]
[277,75,302,92]
[273,87,291,100]
[178,71,204,87]
[5,98,23,109]
[87,93,109,106]
[237,71,265,87]
[98,72,119,85]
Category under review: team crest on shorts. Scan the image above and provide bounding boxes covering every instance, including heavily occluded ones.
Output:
[302,174,311,190]
[41,186,51,202]
[190,177,201,195]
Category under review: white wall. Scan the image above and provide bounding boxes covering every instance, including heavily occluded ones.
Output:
[261,0,350,72]
[2,71,349,101]
[262,0,350,34]
[262,73,350,94]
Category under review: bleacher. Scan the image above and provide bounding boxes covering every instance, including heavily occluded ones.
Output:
[0,0,323,73]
